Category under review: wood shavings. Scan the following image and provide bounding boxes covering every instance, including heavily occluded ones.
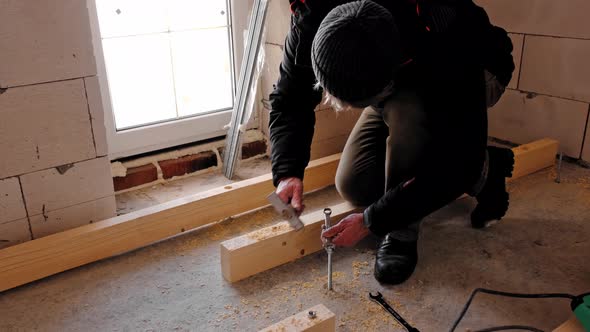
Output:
[247,223,291,241]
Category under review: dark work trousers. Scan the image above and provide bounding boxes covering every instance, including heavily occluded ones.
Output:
[335,88,430,241]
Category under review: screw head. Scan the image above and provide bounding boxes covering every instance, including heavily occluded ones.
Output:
[308,310,317,319]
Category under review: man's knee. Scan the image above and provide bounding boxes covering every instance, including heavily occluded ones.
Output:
[335,166,380,207]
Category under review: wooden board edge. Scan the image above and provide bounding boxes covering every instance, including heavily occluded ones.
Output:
[221,202,356,283]
[259,304,335,332]
[511,138,559,180]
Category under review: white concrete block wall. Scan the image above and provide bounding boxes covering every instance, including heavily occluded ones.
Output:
[29,196,116,239]
[265,0,291,46]
[0,0,115,246]
[489,90,588,157]
[519,36,590,102]
[507,34,524,89]
[0,80,97,178]
[476,0,590,161]
[0,219,31,250]
[20,157,114,216]
[0,177,31,249]
[0,0,97,88]
[0,178,27,224]
[84,77,109,157]
[475,0,590,39]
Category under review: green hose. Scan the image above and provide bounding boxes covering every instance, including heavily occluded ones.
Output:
[573,294,590,331]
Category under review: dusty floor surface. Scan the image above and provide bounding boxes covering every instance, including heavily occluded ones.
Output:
[1,162,589,332]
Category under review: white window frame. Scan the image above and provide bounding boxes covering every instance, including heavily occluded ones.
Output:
[87,0,254,160]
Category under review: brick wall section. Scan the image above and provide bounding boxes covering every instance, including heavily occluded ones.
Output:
[241,140,269,160]
[113,137,268,192]
[159,151,218,180]
[0,0,115,246]
[114,164,159,192]
[476,0,590,161]
[218,140,269,160]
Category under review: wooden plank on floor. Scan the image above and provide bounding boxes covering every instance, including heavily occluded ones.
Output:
[221,202,356,283]
[259,304,336,332]
[221,139,559,283]
[511,138,559,180]
[0,154,340,293]
[0,139,558,292]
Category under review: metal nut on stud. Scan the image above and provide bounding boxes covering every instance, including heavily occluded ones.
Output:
[308,310,317,319]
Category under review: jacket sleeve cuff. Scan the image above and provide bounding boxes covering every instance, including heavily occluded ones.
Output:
[272,168,305,187]
[362,182,408,237]
[363,203,391,237]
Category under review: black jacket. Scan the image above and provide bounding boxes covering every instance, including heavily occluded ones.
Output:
[268,0,514,235]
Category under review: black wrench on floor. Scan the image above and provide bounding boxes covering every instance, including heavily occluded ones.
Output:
[369,292,420,332]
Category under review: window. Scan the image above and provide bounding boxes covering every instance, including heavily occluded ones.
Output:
[89,0,251,159]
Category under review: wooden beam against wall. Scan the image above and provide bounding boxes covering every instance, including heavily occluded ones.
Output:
[0,139,558,292]
[220,139,559,283]
[0,154,340,292]
[511,138,559,180]
[259,304,336,332]
[221,202,356,283]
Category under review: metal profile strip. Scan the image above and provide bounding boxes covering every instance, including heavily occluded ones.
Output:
[222,0,269,179]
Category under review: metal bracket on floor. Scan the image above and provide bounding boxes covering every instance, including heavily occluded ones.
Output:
[555,151,564,183]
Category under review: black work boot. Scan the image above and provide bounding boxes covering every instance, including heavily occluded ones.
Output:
[471,146,515,228]
[374,231,418,285]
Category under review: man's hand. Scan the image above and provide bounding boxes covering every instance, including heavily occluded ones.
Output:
[276,177,305,215]
[321,213,370,247]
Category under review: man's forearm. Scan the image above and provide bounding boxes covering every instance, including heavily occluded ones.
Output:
[268,8,322,187]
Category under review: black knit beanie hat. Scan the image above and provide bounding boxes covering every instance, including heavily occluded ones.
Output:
[311,0,400,104]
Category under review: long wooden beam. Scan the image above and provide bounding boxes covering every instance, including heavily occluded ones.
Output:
[0,154,340,292]
[259,304,336,332]
[0,139,559,292]
[220,139,559,283]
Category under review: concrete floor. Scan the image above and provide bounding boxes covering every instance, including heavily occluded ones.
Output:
[1,162,589,331]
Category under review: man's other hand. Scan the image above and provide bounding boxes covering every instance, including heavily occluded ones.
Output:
[276,177,305,215]
[321,213,370,247]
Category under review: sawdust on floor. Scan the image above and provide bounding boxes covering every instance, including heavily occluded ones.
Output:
[211,259,411,331]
